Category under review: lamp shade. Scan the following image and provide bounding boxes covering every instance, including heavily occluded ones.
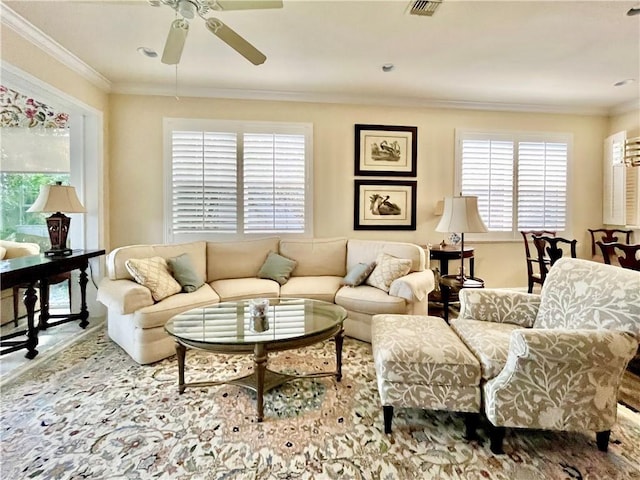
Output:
[435,196,487,233]
[27,183,86,214]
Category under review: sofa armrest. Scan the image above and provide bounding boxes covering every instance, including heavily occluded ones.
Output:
[389,269,435,302]
[97,278,153,315]
[484,328,637,431]
[459,289,540,328]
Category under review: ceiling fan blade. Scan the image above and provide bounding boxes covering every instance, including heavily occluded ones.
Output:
[161,19,189,65]
[212,0,283,11]
[205,18,266,65]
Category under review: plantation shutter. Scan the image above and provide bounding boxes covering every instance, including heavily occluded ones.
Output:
[457,130,570,238]
[460,137,514,231]
[171,131,237,234]
[626,167,639,226]
[517,141,568,230]
[243,133,306,233]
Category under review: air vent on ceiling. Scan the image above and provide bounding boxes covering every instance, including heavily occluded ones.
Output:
[408,0,443,17]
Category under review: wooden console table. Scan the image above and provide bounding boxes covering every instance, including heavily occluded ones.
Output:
[0,249,105,359]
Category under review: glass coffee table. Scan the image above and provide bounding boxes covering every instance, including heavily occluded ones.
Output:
[164,298,347,422]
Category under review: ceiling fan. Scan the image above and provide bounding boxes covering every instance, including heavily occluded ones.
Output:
[149,0,283,66]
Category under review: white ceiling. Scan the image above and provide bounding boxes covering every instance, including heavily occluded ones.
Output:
[3,0,640,114]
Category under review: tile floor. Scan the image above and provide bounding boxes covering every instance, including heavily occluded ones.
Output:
[0,312,105,385]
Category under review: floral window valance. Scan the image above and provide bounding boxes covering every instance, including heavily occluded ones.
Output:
[0,85,69,129]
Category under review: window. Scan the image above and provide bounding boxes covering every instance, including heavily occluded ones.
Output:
[455,130,571,240]
[165,119,313,242]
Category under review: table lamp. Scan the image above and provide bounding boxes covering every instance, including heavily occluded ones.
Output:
[27,182,86,257]
[435,195,487,281]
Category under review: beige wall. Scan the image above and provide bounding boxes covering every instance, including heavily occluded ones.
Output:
[110,93,607,288]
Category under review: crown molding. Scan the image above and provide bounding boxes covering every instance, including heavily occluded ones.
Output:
[112,81,610,116]
[610,98,640,116]
[1,4,111,92]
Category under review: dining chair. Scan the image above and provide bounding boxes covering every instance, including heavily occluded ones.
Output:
[532,235,577,285]
[520,230,556,293]
[588,228,633,261]
[597,242,640,271]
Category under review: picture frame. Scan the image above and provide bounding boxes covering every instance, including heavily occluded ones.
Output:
[354,179,417,230]
[354,124,417,177]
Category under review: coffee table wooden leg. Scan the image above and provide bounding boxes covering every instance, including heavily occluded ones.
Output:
[335,327,344,382]
[254,343,267,422]
[176,341,186,394]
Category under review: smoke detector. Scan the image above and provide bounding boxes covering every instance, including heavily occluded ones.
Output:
[407,0,443,17]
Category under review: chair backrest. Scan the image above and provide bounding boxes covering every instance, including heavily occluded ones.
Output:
[597,241,640,271]
[520,230,556,260]
[534,258,640,340]
[588,228,633,256]
[532,235,577,281]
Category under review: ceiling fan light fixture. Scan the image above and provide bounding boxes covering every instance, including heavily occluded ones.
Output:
[178,0,197,19]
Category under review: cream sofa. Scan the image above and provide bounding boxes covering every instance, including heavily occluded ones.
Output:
[0,240,41,325]
[97,237,434,364]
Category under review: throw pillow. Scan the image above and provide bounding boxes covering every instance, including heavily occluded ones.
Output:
[168,253,205,293]
[365,252,412,293]
[125,256,182,302]
[342,262,376,287]
[258,251,297,285]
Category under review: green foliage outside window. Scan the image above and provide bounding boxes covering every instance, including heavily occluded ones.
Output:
[0,172,69,247]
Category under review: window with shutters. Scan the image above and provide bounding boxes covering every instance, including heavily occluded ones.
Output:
[164,119,313,242]
[455,130,571,241]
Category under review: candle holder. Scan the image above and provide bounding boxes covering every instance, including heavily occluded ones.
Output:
[248,298,270,332]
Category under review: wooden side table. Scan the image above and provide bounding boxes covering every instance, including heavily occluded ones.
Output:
[428,244,475,277]
[440,275,484,323]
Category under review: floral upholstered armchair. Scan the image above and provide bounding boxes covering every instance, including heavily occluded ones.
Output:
[453,258,640,454]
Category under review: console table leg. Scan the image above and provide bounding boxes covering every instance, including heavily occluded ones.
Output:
[38,278,50,330]
[335,327,344,382]
[78,264,89,328]
[24,284,39,359]
[254,343,267,422]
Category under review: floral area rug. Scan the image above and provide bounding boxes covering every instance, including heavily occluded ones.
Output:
[1,327,639,480]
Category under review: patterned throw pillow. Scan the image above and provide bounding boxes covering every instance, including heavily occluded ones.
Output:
[365,252,412,292]
[342,262,376,287]
[125,256,182,301]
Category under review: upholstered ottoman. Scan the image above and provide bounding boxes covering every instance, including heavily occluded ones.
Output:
[371,314,482,435]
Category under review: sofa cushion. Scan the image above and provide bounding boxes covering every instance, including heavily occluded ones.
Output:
[207,237,280,282]
[372,315,481,387]
[346,239,425,273]
[133,284,219,329]
[451,318,522,380]
[280,276,343,303]
[279,238,347,277]
[168,253,205,293]
[210,278,280,302]
[0,246,6,260]
[0,240,40,259]
[534,258,640,339]
[107,241,207,281]
[258,252,297,285]
[365,253,412,293]
[335,285,406,315]
[342,262,376,287]
[125,257,182,302]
